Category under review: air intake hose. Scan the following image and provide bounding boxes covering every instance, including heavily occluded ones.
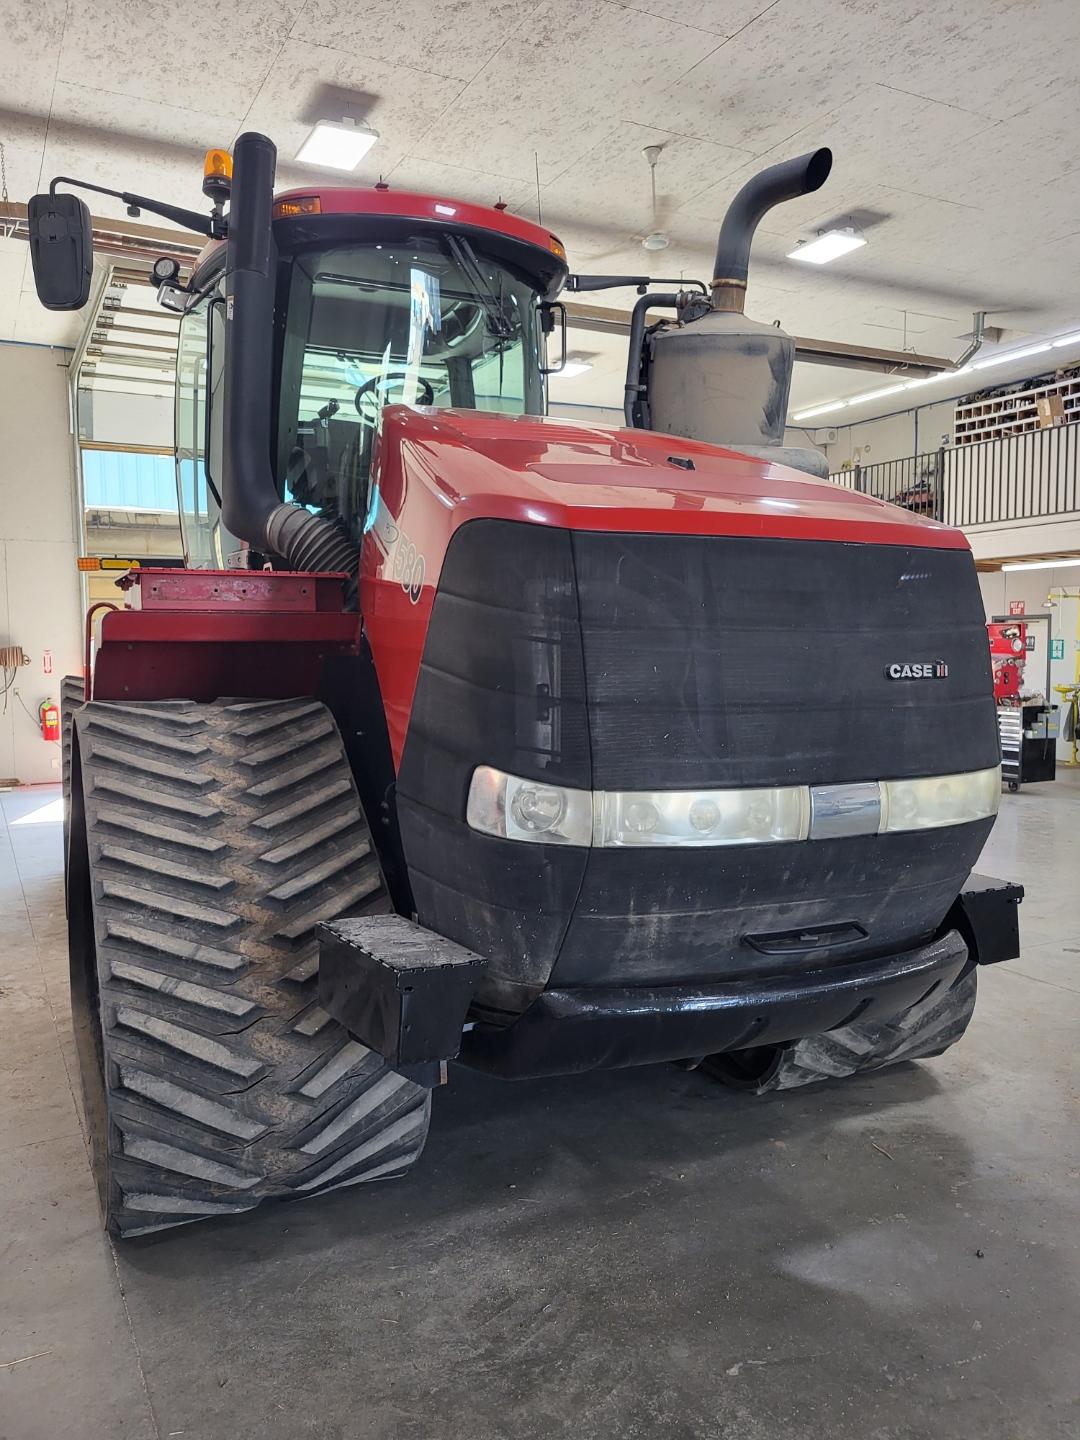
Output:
[221,132,360,582]
[711,148,832,312]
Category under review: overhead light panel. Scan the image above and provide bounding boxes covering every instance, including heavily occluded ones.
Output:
[1051,331,1080,348]
[788,226,866,266]
[296,118,378,172]
[555,361,592,379]
[1001,557,1080,573]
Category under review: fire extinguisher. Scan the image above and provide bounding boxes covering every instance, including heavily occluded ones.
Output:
[39,698,60,742]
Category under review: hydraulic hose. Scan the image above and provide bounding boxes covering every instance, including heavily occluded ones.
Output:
[711,148,832,311]
[221,132,360,581]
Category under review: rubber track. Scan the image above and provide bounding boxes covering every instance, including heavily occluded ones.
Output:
[71,699,430,1236]
[707,969,978,1094]
[60,674,85,859]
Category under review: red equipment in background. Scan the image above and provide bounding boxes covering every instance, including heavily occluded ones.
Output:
[38,698,60,741]
[988,621,1026,704]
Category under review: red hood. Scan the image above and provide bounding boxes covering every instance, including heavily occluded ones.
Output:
[379,408,967,551]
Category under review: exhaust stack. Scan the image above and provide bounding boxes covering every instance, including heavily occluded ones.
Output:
[711,148,832,312]
[640,148,834,476]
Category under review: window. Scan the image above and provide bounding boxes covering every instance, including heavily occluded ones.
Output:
[276,235,546,535]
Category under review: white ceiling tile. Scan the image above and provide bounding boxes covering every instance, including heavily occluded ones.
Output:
[778,87,996,208]
[525,0,711,112]
[426,0,712,179]
[938,81,1080,210]
[540,125,751,240]
[607,0,772,36]
[244,40,461,183]
[56,0,307,120]
[0,111,50,204]
[626,0,935,155]
[884,0,1080,122]
[0,0,66,112]
[418,89,617,184]
[291,0,531,83]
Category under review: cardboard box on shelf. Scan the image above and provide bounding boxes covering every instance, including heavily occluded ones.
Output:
[1036,393,1065,427]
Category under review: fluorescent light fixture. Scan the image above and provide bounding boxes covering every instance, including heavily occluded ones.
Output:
[555,361,592,379]
[789,339,1062,425]
[787,226,867,266]
[296,118,378,171]
[1001,557,1080,573]
[1051,331,1080,348]
[792,400,847,421]
[972,342,1052,371]
[849,383,907,405]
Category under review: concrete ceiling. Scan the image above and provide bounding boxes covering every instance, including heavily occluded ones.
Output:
[3,0,1080,419]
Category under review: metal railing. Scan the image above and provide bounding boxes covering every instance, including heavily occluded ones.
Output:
[829,452,944,520]
[829,419,1080,529]
[943,423,1080,527]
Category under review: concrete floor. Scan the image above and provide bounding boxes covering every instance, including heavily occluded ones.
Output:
[1,777,1078,1440]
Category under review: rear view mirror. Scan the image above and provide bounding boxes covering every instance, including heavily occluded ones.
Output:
[27,192,93,310]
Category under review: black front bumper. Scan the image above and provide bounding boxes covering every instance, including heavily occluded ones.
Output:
[459,929,970,1078]
[457,871,1023,1079]
[319,873,1023,1082]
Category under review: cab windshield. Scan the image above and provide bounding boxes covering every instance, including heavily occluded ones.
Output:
[275,235,546,534]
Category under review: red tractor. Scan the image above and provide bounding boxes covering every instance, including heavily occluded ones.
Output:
[30,136,1021,1236]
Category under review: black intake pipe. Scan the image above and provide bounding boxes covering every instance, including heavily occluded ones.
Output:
[222,132,360,579]
[711,147,832,311]
[623,292,679,427]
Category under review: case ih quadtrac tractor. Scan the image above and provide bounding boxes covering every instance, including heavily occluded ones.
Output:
[29,136,1022,1236]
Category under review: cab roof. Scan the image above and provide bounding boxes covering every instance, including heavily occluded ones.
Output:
[193,187,565,277]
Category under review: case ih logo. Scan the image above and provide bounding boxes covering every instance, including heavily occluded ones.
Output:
[885,661,949,680]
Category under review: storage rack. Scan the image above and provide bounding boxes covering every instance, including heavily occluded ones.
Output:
[953,367,1080,445]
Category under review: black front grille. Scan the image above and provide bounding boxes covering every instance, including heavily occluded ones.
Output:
[570,531,999,788]
[396,520,999,1015]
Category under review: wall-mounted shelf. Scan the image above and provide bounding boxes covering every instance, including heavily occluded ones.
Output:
[954,369,1080,445]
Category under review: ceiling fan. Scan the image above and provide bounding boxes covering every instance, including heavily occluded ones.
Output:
[585,144,674,263]
[638,144,671,253]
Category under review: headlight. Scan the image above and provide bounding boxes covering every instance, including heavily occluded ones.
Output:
[879,767,1000,833]
[467,764,1001,848]
[593,786,809,848]
[466,765,593,846]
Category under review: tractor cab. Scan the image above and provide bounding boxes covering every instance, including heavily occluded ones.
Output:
[176,187,568,567]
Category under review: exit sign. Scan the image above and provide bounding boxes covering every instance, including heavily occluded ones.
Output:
[1009,600,1026,615]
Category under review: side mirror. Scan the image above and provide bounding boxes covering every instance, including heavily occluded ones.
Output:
[539,301,567,375]
[27,192,93,310]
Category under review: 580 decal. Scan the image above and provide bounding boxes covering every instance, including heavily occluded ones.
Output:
[369,490,427,604]
[390,527,426,604]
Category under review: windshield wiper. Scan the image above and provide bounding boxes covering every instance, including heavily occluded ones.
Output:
[446,235,513,341]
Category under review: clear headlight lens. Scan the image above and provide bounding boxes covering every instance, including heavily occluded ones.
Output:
[593,786,810,848]
[466,765,592,846]
[466,764,1000,848]
[879,766,1000,833]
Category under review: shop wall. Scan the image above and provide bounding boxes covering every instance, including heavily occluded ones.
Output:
[0,343,84,784]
